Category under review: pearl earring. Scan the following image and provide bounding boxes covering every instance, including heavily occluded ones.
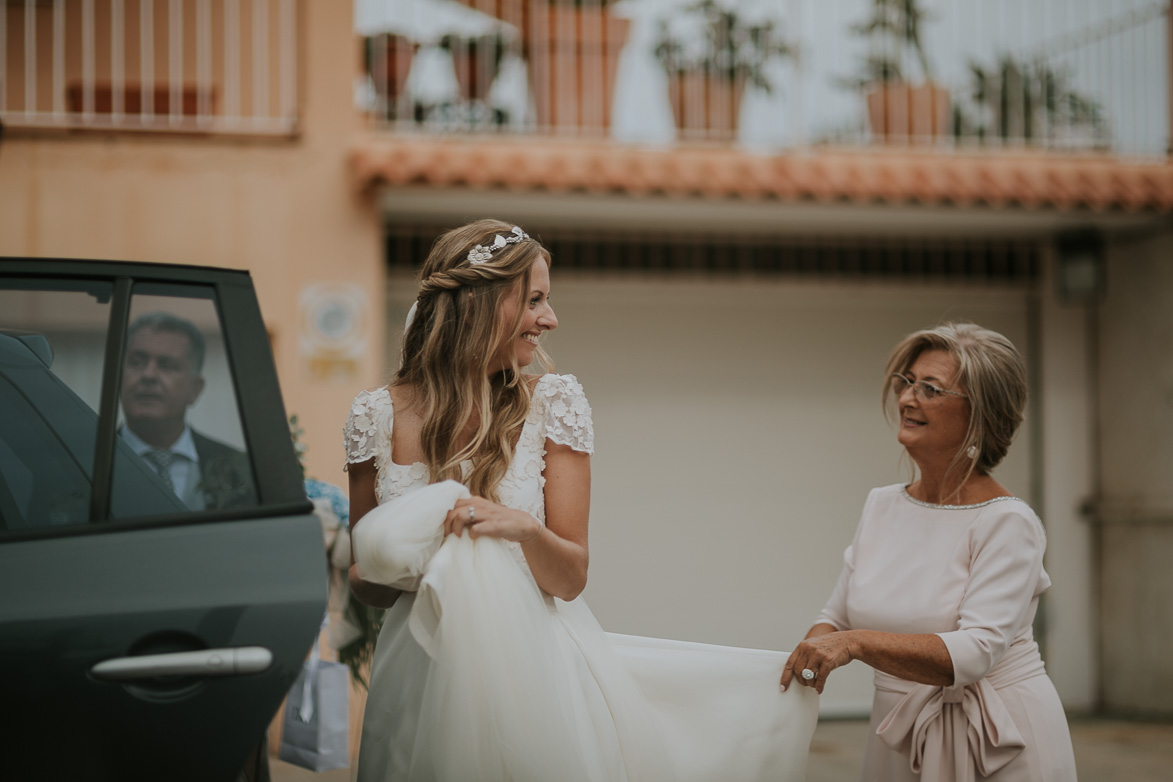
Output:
[966,445,979,460]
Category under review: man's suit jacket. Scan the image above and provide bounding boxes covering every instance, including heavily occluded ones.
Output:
[192,430,258,510]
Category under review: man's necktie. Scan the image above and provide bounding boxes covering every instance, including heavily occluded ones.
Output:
[143,449,177,494]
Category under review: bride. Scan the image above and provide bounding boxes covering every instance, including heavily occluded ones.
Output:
[344,219,816,781]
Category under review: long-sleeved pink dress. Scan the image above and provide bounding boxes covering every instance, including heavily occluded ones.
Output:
[817,484,1077,781]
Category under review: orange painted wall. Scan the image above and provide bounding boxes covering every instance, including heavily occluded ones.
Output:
[0,2,385,485]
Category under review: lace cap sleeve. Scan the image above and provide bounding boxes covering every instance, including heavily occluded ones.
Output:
[536,374,594,455]
[343,387,391,469]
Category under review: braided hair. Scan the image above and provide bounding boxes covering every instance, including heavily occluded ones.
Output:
[394,219,553,501]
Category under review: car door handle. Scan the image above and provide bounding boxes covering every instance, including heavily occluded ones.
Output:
[91,646,273,681]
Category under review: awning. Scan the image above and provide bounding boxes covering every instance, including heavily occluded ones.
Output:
[350,136,1173,213]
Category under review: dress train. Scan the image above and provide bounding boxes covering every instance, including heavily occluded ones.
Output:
[353,481,818,781]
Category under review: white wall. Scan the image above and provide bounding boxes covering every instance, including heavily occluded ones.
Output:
[1097,231,1173,716]
[1036,248,1098,713]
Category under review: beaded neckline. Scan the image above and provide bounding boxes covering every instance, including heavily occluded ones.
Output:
[901,487,1021,510]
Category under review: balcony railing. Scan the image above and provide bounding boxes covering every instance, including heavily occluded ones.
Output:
[357,0,1170,160]
[1,0,299,136]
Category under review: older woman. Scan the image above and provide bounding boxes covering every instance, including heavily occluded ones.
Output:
[781,323,1076,781]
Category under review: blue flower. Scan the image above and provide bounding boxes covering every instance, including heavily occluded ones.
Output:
[305,478,350,527]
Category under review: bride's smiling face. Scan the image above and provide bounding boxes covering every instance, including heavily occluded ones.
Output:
[488,257,556,374]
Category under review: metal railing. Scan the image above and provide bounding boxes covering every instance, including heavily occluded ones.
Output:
[357,0,1170,159]
[1,0,299,136]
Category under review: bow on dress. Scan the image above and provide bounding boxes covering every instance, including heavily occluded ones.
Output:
[875,676,1026,781]
[873,638,1049,782]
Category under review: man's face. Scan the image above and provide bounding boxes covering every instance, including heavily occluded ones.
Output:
[120,328,205,430]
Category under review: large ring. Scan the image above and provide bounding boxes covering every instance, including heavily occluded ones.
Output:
[801,668,816,681]
[468,506,476,522]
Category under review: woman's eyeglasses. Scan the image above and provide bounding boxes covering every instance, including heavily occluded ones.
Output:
[890,374,967,405]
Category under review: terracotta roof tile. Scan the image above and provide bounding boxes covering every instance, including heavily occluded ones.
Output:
[350,137,1173,214]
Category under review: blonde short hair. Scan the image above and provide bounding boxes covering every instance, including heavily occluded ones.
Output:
[883,323,1027,481]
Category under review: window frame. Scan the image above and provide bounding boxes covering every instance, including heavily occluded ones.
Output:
[0,258,311,543]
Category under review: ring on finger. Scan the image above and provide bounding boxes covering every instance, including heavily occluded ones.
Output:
[468,506,476,522]
[801,668,816,681]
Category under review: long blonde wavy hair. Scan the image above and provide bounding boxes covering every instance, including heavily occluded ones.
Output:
[394,219,553,502]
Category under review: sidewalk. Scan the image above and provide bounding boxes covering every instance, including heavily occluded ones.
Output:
[805,717,1173,782]
[272,716,1173,781]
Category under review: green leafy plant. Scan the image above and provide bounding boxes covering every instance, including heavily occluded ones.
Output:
[845,0,936,86]
[955,56,1109,147]
[654,0,792,93]
[337,602,385,690]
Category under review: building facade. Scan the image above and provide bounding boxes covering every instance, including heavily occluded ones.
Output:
[2,0,1171,747]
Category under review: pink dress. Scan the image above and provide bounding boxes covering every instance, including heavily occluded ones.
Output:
[817,484,1077,782]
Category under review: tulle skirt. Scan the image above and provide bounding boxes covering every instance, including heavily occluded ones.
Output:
[355,539,817,782]
[352,483,817,781]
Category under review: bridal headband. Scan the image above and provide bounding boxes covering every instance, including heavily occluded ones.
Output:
[404,225,533,332]
[467,226,529,265]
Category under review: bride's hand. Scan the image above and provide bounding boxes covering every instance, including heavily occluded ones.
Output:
[445,497,543,543]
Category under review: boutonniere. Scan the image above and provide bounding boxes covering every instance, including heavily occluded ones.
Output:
[198,452,253,508]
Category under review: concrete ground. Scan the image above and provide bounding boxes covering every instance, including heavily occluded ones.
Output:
[804,717,1173,782]
[271,716,1173,781]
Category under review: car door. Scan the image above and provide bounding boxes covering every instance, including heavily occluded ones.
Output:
[0,259,327,781]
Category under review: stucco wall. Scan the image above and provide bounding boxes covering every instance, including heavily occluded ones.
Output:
[1098,229,1173,716]
[0,2,384,483]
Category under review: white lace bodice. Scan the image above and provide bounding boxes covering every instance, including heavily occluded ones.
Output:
[343,373,593,526]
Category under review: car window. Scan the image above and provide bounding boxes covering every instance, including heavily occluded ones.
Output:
[0,279,260,534]
[0,359,97,528]
[0,284,113,531]
[112,286,258,517]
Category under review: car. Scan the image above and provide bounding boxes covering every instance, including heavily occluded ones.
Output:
[0,258,327,781]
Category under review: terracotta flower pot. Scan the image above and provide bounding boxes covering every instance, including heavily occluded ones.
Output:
[451,41,501,105]
[525,7,630,132]
[865,82,950,143]
[368,35,416,121]
[666,71,747,142]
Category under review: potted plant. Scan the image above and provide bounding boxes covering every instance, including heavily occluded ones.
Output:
[529,0,631,132]
[955,56,1110,151]
[847,0,948,142]
[653,0,792,140]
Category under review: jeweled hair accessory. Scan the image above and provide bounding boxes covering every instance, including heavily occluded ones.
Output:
[467,226,529,265]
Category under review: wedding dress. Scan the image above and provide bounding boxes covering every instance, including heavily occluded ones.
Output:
[345,374,817,781]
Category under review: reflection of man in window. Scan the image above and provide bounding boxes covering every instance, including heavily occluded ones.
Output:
[119,312,255,510]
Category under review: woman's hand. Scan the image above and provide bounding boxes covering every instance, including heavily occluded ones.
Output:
[780,630,856,695]
[445,496,542,543]
[780,627,954,693]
